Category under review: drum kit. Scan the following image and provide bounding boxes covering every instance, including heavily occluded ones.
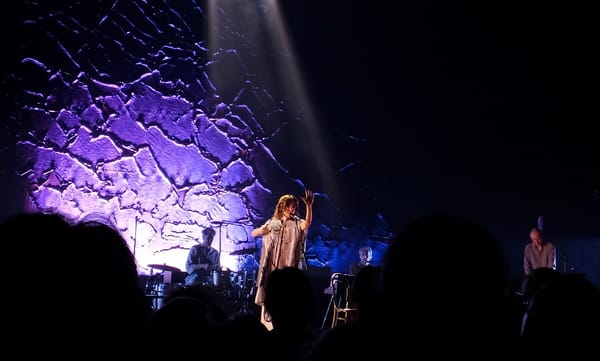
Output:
[208,268,255,299]
[143,248,259,312]
[143,264,185,310]
[210,247,258,300]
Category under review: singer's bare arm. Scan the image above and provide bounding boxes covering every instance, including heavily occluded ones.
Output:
[300,189,314,232]
[252,222,269,238]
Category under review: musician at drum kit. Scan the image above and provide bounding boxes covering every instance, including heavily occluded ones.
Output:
[184,226,220,285]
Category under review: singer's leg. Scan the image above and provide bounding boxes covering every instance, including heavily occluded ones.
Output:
[260,304,273,330]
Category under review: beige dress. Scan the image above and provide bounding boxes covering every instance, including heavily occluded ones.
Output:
[254,217,306,306]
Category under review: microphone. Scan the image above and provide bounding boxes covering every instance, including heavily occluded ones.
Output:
[290,214,300,221]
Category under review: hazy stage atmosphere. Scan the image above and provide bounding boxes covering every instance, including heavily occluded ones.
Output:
[1,0,598,292]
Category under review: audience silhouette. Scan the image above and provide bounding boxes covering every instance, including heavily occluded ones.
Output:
[211,312,270,361]
[2,212,152,361]
[309,213,515,361]
[141,296,214,361]
[162,281,228,323]
[381,213,516,360]
[263,266,319,361]
[349,265,382,320]
[520,272,600,361]
[4,211,595,361]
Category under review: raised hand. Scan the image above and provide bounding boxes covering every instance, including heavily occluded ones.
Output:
[302,189,314,206]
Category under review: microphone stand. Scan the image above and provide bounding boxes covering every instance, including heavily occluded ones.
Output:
[559,245,575,273]
[210,220,254,271]
[218,226,222,269]
[133,216,138,258]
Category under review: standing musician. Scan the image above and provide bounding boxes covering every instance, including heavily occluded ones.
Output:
[251,189,314,329]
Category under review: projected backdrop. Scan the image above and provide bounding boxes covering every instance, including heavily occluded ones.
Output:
[7,0,391,275]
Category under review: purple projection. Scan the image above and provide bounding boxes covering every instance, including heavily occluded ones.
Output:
[10,1,392,276]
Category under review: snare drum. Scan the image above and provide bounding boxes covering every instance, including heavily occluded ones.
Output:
[145,281,168,310]
[229,271,245,288]
[212,270,233,288]
[144,274,163,295]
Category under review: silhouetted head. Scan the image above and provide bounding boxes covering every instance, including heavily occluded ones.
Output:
[2,212,152,360]
[264,267,315,330]
[521,273,600,360]
[163,282,227,323]
[520,266,560,302]
[383,213,508,300]
[350,265,382,317]
[142,296,212,361]
[380,213,510,358]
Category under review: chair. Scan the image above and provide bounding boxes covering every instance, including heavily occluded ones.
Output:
[330,272,358,328]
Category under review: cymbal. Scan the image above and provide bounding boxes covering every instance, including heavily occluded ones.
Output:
[229,248,257,256]
[148,264,181,273]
